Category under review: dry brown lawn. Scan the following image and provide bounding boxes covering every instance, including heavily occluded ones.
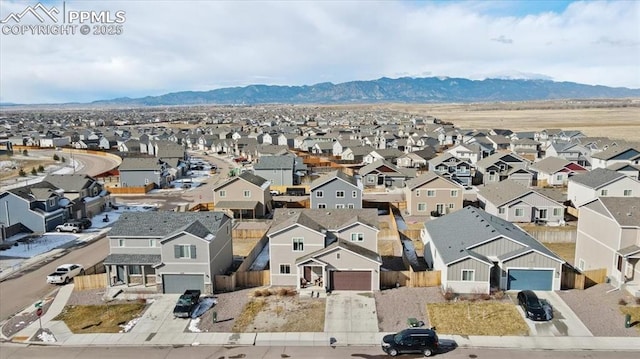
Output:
[427,302,528,336]
[0,155,56,180]
[233,237,260,257]
[233,294,325,332]
[54,303,146,333]
[543,242,576,265]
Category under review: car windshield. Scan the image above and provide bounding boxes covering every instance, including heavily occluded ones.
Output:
[527,297,542,308]
[394,333,404,344]
[176,297,192,306]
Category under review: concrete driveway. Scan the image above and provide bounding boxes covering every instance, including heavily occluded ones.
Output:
[130,294,190,337]
[513,291,592,337]
[324,291,378,333]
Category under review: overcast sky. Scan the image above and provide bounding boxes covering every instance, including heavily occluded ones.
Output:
[1,0,638,104]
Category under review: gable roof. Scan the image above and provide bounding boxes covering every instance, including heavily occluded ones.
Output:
[238,171,269,188]
[268,208,378,237]
[530,157,572,174]
[7,181,60,201]
[476,151,528,169]
[43,174,95,192]
[254,155,294,170]
[478,179,561,207]
[109,211,229,238]
[583,197,640,228]
[424,206,563,265]
[592,146,640,161]
[359,159,417,178]
[569,168,627,189]
[310,170,359,190]
[119,157,161,171]
[295,238,381,265]
[405,172,461,190]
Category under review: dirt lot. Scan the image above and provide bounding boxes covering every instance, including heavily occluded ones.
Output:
[374,287,447,332]
[196,288,255,333]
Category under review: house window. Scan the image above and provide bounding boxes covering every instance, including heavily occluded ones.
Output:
[538,209,548,219]
[318,203,326,209]
[174,244,196,259]
[144,178,149,185]
[316,190,324,198]
[118,239,125,247]
[448,203,455,209]
[352,191,357,198]
[553,208,562,216]
[347,203,354,209]
[417,203,427,212]
[462,269,475,281]
[556,174,563,181]
[515,208,524,217]
[450,190,458,197]
[427,190,435,197]
[293,238,304,252]
[280,264,291,274]
[578,259,585,271]
[368,176,375,183]
[149,239,157,247]
[498,207,505,214]
[243,190,251,198]
[617,255,623,271]
[219,190,226,198]
[336,204,345,209]
[48,198,56,207]
[600,189,608,196]
[336,190,345,198]
[129,265,142,275]
[624,190,632,196]
[351,233,364,242]
[416,190,420,197]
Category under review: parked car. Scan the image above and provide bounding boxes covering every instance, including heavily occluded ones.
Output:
[381,328,439,357]
[68,218,92,230]
[173,289,201,318]
[47,264,84,284]
[55,222,82,233]
[517,290,553,321]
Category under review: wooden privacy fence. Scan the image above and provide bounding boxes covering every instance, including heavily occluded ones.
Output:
[562,267,607,290]
[380,270,441,288]
[215,270,270,292]
[74,273,108,291]
[107,183,155,194]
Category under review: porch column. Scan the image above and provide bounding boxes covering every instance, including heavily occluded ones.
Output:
[141,265,147,286]
[125,266,130,287]
[105,265,111,286]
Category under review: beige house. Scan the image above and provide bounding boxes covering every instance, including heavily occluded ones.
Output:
[267,208,381,292]
[575,197,640,297]
[212,172,272,218]
[404,172,464,216]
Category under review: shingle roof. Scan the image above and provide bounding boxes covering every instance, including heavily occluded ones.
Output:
[103,254,162,265]
[109,211,229,238]
[310,170,359,190]
[477,179,538,206]
[268,208,378,236]
[295,238,382,265]
[530,157,571,174]
[598,197,640,227]
[238,171,269,188]
[44,174,94,192]
[8,181,59,201]
[423,206,562,265]
[119,157,161,171]
[254,156,294,170]
[591,146,640,160]
[569,168,626,189]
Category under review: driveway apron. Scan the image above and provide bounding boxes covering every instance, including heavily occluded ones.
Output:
[324,291,378,333]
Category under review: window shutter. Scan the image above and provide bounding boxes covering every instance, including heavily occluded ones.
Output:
[191,245,197,259]
[174,245,180,258]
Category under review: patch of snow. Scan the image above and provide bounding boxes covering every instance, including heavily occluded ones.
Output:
[189,318,201,332]
[146,298,155,304]
[118,317,140,333]
[248,244,270,271]
[1,234,78,258]
[37,330,57,342]
[402,239,419,268]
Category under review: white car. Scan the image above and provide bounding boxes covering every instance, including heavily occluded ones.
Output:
[46,264,85,284]
[55,222,82,233]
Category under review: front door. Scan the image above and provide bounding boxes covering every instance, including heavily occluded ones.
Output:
[116,265,125,283]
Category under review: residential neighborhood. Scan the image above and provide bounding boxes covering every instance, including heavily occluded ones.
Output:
[1,105,639,353]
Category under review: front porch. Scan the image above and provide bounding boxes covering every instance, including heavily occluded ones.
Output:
[103,254,161,288]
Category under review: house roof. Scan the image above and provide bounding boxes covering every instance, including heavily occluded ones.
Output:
[43,174,95,192]
[477,179,542,207]
[423,206,562,265]
[103,253,162,265]
[359,159,416,178]
[530,157,571,174]
[238,171,270,188]
[569,168,626,189]
[253,155,294,170]
[295,238,382,265]
[8,181,60,201]
[310,170,359,190]
[119,157,161,171]
[476,152,528,169]
[405,172,461,190]
[597,197,640,227]
[591,146,640,160]
[109,211,229,238]
[268,208,378,236]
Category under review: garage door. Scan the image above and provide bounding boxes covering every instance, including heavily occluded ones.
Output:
[162,274,205,294]
[507,269,553,291]
[330,271,371,291]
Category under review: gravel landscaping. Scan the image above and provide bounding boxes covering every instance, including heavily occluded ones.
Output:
[196,287,254,333]
[374,287,447,332]
[558,284,640,337]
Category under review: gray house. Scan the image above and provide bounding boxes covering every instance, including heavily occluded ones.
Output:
[253,155,306,187]
[104,211,233,294]
[43,174,110,219]
[475,152,533,186]
[358,159,417,189]
[119,157,170,188]
[0,182,67,233]
[422,206,564,294]
[310,170,362,209]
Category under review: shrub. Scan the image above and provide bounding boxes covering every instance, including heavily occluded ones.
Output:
[18,168,26,177]
[38,165,45,172]
[22,149,28,156]
[493,290,505,300]
[480,293,491,301]
[31,167,37,175]
[618,298,627,306]
[443,287,455,301]
[53,154,59,161]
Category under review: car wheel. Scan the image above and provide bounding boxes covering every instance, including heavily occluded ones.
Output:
[423,348,433,357]
[64,277,70,284]
[80,269,85,275]
[56,228,61,232]
[388,348,398,357]
[72,229,77,233]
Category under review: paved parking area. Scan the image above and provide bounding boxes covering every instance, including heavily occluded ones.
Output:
[512,291,592,337]
[324,291,378,333]
[130,294,190,335]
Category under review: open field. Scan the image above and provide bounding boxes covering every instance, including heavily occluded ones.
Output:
[0,155,56,181]
[383,100,640,141]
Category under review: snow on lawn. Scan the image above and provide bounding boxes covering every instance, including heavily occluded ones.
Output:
[119,317,140,333]
[1,234,78,258]
[37,329,57,342]
[189,318,201,333]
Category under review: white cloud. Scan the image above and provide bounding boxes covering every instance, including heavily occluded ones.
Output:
[0,0,638,103]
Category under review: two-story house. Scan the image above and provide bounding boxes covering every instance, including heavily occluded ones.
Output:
[268,208,381,291]
[212,172,273,218]
[358,159,417,190]
[43,174,110,219]
[404,172,464,216]
[422,206,564,294]
[428,153,473,187]
[591,146,640,169]
[0,182,68,233]
[475,152,533,186]
[575,197,640,297]
[253,155,306,187]
[119,157,170,188]
[310,170,362,209]
[104,211,233,294]
[567,168,640,207]
[477,179,565,224]
[529,156,588,187]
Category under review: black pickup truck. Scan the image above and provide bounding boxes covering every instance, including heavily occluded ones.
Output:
[173,289,201,318]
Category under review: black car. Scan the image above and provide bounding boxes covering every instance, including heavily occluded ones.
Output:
[381,328,439,357]
[517,290,553,321]
[173,289,201,318]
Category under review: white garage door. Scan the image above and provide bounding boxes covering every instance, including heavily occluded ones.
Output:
[162,274,205,294]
